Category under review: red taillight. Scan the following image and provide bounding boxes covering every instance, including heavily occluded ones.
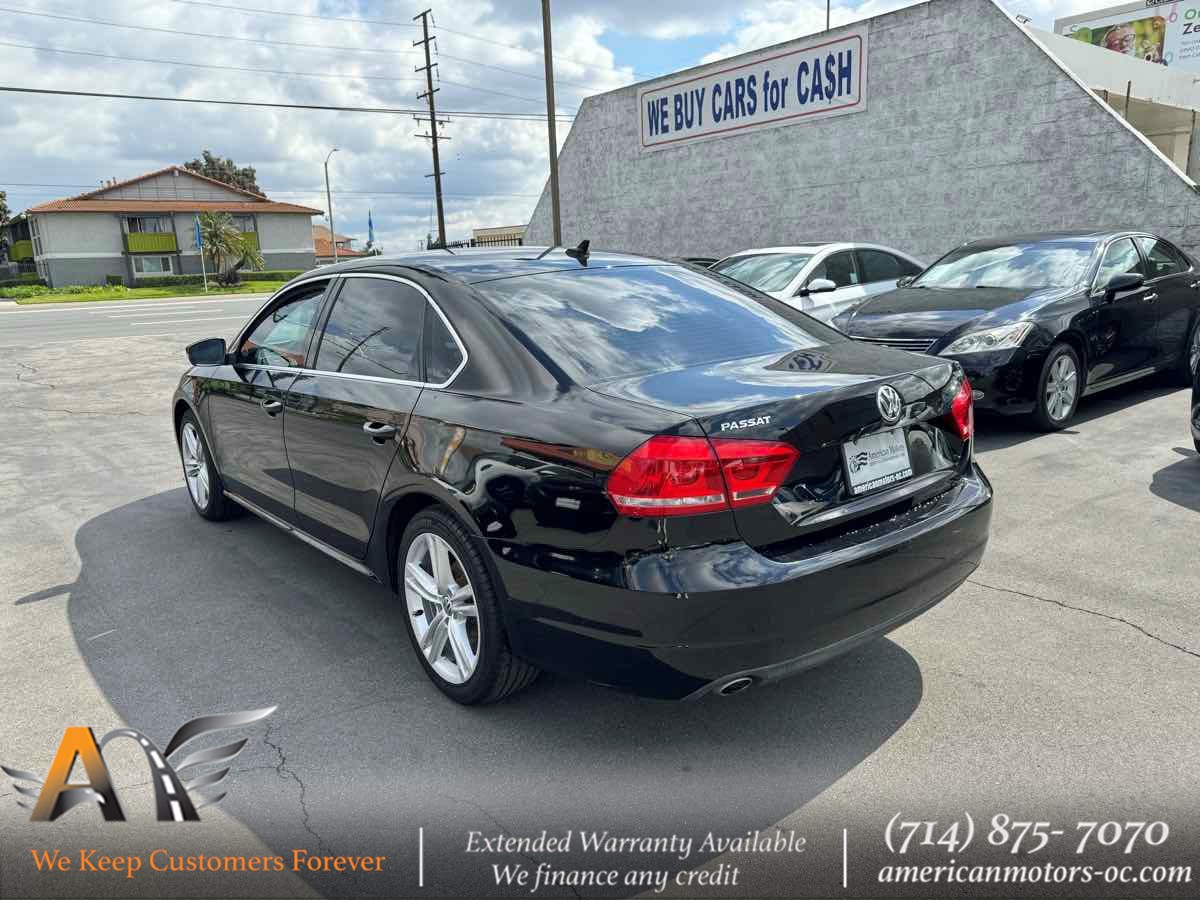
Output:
[948,376,973,441]
[605,435,798,518]
[712,438,800,508]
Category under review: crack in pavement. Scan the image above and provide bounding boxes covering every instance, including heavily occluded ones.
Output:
[968,578,1200,661]
[14,361,55,389]
[436,791,583,900]
[8,404,153,417]
[262,722,331,857]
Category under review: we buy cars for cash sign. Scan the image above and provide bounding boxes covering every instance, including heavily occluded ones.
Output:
[638,27,867,151]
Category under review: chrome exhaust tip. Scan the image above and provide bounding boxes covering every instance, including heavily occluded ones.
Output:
[716,676,754,696]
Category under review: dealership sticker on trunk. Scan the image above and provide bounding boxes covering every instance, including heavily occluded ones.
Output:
[842,429,913,495]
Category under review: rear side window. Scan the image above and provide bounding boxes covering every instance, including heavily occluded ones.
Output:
[473,265,831,384]
[424,306,465,385]
[858,249,914,283]
[315,278,425,380]
[1136,237,1189,279]
[237,283,327,367]
[810,251,858,287]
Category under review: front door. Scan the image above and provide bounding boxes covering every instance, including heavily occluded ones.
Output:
[1086,237,1159,383]
[207,281,329,520]
[284,274,427,558]
[802,249,866,322]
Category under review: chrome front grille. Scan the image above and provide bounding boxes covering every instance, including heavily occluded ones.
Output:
[851,335,938,353]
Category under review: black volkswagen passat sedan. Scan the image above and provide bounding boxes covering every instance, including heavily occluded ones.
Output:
[833,232,1200,430]
[173,248,992,703]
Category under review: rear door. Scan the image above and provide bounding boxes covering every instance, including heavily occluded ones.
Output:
[857,248,922,299]
[802,249,866,322]
[207,279,329,520]
[283,273,430,558]
[1135,235,1198,365]
[1087,237,1160,382]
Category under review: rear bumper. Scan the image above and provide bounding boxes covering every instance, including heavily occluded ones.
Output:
[495,465,992,699]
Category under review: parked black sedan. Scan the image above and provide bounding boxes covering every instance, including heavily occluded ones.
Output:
[833,232,1200,430]
[173,248,991,703]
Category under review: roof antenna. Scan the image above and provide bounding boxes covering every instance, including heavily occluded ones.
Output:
[565,239,590,266]
[535,245,558,259]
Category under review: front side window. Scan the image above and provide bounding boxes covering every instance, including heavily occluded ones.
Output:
[232,215,255,233]
[237,283,327,367]
[916,240,1097,290]
[810,251,859,288]
[712,253,813,293]
[132,255,173,275]
[1094,238,1144,292]
[1136,236,1188,279]
[315,278,425,380]
[474,265,833,385]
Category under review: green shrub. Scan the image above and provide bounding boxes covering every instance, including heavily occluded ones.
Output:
[0,275,46,289]
[242,269,303,281]
[105,274,125,286]
[0,285,50,299]
[134,274,206,288]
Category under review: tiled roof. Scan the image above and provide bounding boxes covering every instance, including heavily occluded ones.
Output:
[314,235,370,258]
[28,199,321,215]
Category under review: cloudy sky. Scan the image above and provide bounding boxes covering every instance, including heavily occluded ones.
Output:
[2,0,1084,252]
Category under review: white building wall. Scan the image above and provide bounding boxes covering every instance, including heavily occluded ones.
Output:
[37,213,123,255]
[256,213,315,253]
[528,0,1200,262]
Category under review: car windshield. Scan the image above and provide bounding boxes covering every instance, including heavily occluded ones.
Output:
[914,241,1096,290]
[474,265,835,384]
[712,253,814,292]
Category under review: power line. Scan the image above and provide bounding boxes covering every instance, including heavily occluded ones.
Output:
[165,0,659,81]
[0,5,416,56]
[1,182,543,198]
[0,39,567,107]
[0,85,575,120]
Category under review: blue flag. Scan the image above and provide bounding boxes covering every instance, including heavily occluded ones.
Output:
[368,209,375,245]
[193,215,203,249]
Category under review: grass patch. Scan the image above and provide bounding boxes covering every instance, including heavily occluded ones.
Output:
[8,281,286,304]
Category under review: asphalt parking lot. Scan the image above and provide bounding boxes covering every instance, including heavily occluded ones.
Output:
[2,295,1200,898]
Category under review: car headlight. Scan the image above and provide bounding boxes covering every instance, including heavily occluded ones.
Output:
[941,322,1033,355]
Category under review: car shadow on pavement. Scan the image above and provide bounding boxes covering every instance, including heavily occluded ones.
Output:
[59,489,925,898]
[1149,446,1200,513]
[974,374,1186,453]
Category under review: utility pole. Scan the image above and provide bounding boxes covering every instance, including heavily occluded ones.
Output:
[324,147,339,261]
[414,9,447,249]
[541,0,562,246]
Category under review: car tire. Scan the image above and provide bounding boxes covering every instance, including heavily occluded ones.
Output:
[399,507,539,704]
[1178,318,1200,386]
[178,411,235,521]
[1033,343,1082,431]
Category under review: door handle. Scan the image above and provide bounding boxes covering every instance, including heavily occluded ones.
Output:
[1141,292,1159,303]
[260,398,283,415]
[362,421,397,440]
[1191,281,1200,290]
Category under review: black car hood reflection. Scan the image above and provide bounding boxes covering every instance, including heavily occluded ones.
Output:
[843,285,1074,340]
[588,340,950,417]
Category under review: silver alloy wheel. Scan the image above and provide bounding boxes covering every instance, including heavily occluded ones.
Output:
[1189,325,1200,376]
[1044,354,1078,422]
[404,532,480,684]
[180,422,210,510]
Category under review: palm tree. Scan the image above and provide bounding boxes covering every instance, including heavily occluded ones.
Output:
[197,212,264,282]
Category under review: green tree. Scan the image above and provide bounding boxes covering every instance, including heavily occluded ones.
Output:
[0,190,10,228]
[184,151,261,195]
[198,212,264,283]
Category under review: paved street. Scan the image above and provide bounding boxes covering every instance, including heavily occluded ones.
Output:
[2,306,1199,898]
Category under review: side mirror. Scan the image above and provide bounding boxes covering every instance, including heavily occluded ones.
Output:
[897,275,915,288]
[187,337,227,366]
[1103,271,1144,300]
[799,277,837,297]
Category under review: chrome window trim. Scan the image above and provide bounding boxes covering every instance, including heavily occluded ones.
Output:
[232,271,468,390]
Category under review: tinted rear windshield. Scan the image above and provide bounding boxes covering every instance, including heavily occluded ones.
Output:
[914,240,1097,290]
[474,265,834,384]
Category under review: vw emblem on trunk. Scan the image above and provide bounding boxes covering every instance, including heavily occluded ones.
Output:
[876,385,904,425]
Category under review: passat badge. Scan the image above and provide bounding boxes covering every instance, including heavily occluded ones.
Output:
[876,385,903,425]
